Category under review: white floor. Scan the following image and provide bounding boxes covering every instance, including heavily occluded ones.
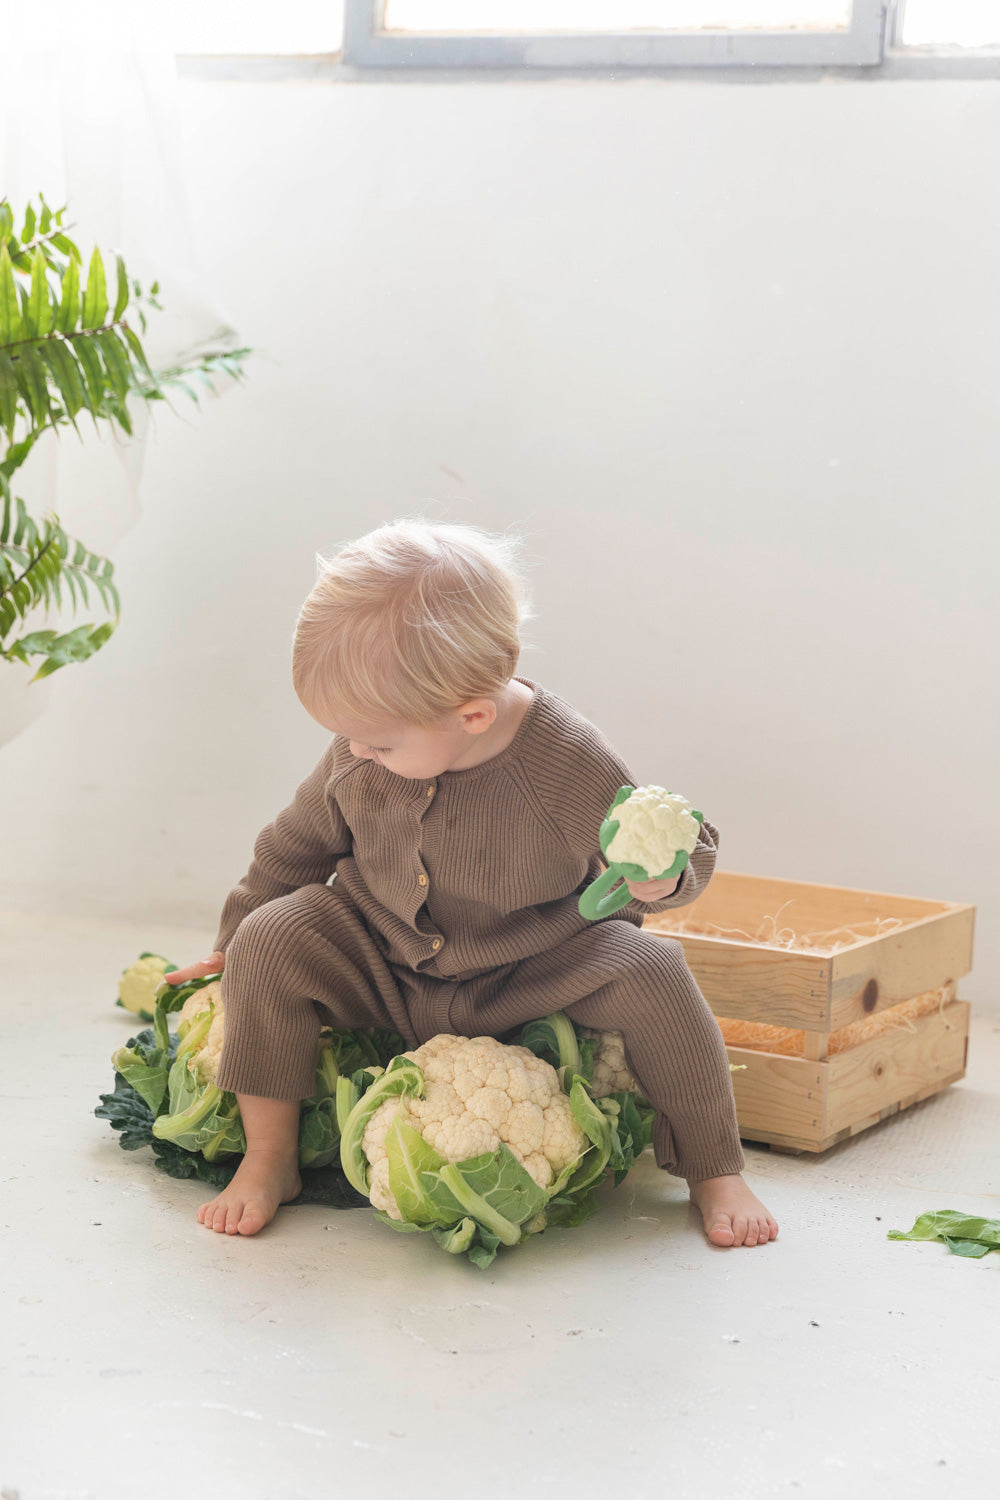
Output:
[3,906,999,1500]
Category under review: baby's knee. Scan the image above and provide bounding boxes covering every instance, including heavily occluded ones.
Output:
[622,938,714,1025]
[225,891,315,975]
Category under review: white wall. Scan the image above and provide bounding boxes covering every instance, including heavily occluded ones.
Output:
[2,74,997,1002]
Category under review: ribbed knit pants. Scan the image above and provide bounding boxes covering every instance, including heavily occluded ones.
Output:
[214,883,746,1182]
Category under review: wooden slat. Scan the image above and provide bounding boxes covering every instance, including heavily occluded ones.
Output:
[643,931,832,1029]
[648,869,959,942]
[725,1046,827,1144]
[744,1067,969,1154]
[824,1000,970,1135]
[827,908,975,1029]
[643,870,975,1034]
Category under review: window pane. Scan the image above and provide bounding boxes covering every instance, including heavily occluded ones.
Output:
[165,0,343,53]
[902,0,1000,47]
[384,1,852,33]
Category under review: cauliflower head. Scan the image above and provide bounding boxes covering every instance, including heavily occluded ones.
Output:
[361,1034,587,1221]
[604,785,701,877]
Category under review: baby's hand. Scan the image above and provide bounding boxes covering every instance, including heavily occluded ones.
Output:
[163,951,226,985]
[624,874,680,902]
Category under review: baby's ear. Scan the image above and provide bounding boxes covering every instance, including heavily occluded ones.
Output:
[459,697,497,733]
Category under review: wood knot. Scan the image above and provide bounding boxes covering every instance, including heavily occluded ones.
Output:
[874,1063,884,1078]
[862,979,879,1013]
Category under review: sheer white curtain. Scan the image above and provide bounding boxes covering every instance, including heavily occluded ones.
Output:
[0,1,239,744]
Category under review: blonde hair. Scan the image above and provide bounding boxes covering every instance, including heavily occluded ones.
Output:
[292,517,535,729]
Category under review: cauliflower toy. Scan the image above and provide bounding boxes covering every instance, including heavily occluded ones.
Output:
[578,784,704,921]
[337,1032,653,1268]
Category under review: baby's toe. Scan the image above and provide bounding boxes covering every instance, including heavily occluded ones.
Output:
[224,1201,245,1234]
[730,1214,749,1246]
[707,1215,735,1247]
[237,1201,268,1236]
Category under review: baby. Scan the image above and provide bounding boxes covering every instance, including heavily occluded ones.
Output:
[165,517,777,1250]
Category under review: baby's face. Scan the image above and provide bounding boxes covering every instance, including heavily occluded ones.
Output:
[309,700,495,779]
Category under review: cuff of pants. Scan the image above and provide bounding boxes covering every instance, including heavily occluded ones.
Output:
[215,1047,318,1100]
[652,1112,746,1181]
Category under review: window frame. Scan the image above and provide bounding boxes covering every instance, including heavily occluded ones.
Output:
[341,0,886,69]
[174,1,1000,82]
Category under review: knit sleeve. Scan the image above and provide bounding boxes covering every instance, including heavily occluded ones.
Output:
[546,725,719,919]
[211,738,352,954]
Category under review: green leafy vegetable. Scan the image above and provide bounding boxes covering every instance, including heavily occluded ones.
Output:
[887,1210,1000,1258]
[96,955,407,1208]
[338,1028,656,1270]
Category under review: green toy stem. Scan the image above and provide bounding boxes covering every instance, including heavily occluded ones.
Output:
[577,863,634,921]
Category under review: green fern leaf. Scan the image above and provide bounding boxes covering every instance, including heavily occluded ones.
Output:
[73,335,106,417]
[56,254,80,334]
[0,352,18,435]
[0,244,23,344]
[39,341,86,426]
[81,247,108,329]
[26,249,54,339]
[113,255,129,321]
[96,328,131,398]
[12,345,51,426]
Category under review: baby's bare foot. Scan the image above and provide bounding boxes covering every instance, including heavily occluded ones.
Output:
[688,1173,779,1248]
[197,1149,302,1236]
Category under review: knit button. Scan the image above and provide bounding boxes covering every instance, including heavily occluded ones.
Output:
[426,785,434,797]
[431,938,442,951]
[418,874,428,886]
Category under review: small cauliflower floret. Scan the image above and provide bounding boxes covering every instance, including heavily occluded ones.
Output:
[368,1156,396,1216]
[434,1114,499,1163]
[604,785,701,877]
[118,954,174,1016]
[177,979,222,1032]
[523,1052,561,1109]
[361,1033,588,1220]
[465,1086,511,1131]
[500,1100,544,1157]
[362,1099,413,1219]
[541,1093,587,1171]
[578,1027,638,1097]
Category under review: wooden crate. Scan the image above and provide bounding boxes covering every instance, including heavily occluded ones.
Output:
[642,871,975,1153]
